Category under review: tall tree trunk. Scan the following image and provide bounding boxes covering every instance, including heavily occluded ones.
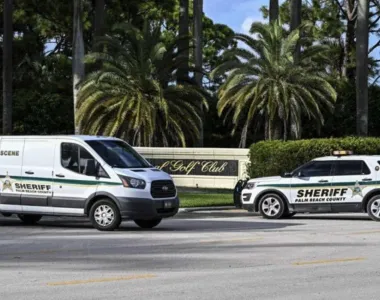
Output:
[290,0,301,63]
[3,0,13,135]
[194,0,203,147]
[93,0,105,51]
[343,0,357,82]
[269,0,279,23]
[178,0,189,84]
[73,0,85,135]
[356,0,369,136]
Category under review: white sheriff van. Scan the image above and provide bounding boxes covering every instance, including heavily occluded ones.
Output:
[0,135,179,231]
[241,151,380,221]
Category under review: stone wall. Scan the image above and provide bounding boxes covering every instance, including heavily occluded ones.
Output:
[134,147,250,189]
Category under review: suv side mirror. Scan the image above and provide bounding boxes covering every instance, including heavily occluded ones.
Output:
[281,172,292,178]
[297,171,304,178]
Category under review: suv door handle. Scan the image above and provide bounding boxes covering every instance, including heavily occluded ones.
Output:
[25,171,34,175]
[363,178,372,181]
[319,180,329,183]
[55,174,65,178]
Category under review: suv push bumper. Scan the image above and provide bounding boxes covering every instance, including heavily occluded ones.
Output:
[118,197,179,220]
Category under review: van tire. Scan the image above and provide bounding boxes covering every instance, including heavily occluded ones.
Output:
[367,196,380,221]
[134,219,162,229]
[18,214,42,225]
[258,193,285,219]
[89,199,121,231]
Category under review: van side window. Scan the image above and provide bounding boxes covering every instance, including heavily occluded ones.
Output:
[61,143,108,177]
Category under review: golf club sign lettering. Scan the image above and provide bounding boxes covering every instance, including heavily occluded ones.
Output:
[149,159,238,176]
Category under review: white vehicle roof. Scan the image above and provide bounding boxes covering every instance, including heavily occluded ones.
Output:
[314,155,380,161]
[0,135,123,142]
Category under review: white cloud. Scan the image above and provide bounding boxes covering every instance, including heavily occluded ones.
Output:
[241,17,254,34]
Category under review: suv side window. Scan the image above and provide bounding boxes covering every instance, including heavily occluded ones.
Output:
[334,160,371,176]
[61,143,108,177]
[298,161,334,177]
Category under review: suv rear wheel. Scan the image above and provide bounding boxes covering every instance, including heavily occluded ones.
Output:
[367,195,380,221]
[258,194,285,219]
[90,199,121,231]
[18,214,42,225]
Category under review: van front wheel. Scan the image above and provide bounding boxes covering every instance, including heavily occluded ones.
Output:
[90,199,121,231]
[134,219,162,229]
[18,214,42,225]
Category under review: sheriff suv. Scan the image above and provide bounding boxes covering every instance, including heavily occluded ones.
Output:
[241,151,380,221]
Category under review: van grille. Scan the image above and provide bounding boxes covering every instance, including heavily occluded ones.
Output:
[151,180,176,199]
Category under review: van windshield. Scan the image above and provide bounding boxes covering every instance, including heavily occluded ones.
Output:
[86,140,152,169]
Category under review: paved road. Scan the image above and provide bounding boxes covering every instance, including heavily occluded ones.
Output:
[1,211,380,300]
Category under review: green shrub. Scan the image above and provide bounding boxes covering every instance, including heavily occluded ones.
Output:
[248,137,380,178]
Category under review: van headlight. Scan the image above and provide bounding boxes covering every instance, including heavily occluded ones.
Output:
[246,182,256,189]
[118,175,146,189]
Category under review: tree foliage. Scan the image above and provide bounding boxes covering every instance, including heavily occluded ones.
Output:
[77,22,208,147]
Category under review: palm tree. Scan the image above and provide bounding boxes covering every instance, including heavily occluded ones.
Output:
[269,0,279,23]
[178,0,190,84]
[356,0,369,136]
[3,0,13,135]
[193,0,204,146]
[76,22,208,147]
[73,0,85,135]
[290,0,302,63]
[211,21,337,147]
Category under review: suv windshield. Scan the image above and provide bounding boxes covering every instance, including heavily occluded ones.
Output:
[86,140,152,169]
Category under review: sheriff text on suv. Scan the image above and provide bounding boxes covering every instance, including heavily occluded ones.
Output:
[241,151,380,221]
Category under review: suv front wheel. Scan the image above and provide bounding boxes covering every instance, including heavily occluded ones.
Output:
[367,196,380,221]
[258,194,285,219]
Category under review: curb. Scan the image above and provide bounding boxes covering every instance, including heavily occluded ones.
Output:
[180,206,239,213]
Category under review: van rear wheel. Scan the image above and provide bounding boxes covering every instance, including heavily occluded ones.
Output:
[134,219,162,229]
[18,214,42,225]
[90,199,121,231]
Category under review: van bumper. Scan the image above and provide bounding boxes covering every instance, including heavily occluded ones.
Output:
[118,197,179,220]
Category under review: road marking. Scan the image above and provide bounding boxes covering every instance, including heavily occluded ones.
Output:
[200,237,263,244]
[292,257,366,266]
[47,274,156,286]
[350,230,380,235]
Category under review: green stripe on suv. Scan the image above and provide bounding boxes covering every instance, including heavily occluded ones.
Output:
[258,180,380,189]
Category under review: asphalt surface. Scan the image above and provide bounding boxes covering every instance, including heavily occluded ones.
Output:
[1,210,380,300]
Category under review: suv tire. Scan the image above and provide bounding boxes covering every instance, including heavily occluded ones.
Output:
[18,214,42,225]
[134,219,162,229]
[258,193,285,219]
[90,199,121,231]
[367,195,380,221]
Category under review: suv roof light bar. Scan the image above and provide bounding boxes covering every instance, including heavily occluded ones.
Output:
[332,150,353,156]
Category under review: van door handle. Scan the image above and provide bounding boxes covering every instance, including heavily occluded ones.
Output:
[55,174,65,178]
[363,178,372,181]
[25,171,34,175]
[319,180,328,183]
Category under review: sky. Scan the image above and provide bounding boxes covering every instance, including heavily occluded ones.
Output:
[203,0,379,62]
[203,0,285,35]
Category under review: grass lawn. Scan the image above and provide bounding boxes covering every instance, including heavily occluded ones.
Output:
[178,192,234,208]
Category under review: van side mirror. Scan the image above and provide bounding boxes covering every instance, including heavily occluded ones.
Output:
[297,171,304,178]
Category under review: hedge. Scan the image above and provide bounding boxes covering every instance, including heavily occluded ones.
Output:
[248,137,380,178]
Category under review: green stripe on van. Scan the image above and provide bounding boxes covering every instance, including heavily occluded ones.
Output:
[1,175,122,186]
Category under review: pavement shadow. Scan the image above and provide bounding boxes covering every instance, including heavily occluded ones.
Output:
[0,216,302,233]
[292,214,371,221]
